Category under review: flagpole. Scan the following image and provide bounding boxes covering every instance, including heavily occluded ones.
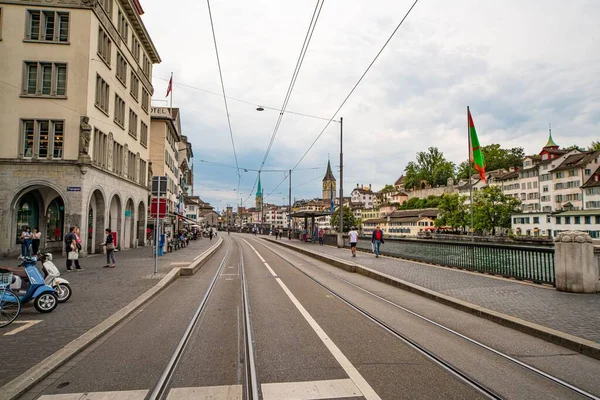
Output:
[467,106,474,242]
[169,72,173,118]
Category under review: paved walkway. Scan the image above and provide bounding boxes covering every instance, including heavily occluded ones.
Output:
[267,238,600,344]
[0,238,218,387]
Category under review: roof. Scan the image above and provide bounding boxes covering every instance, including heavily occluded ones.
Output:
[554,209,600,217]
[352,187,374,195]
[323,159,336,181]
[394,175,405,186]
[289,211,332,218]
[495,171,519,180]
[582,166,600,189]
[256,174,262,196]
[550,152,591,172]
[363,218,387,224]
[389,208,438,218]
[542,148,568,155]
[544,131,558,148]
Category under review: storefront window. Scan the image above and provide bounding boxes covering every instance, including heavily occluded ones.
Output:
[16,194,39,244]
[46,198,64,242]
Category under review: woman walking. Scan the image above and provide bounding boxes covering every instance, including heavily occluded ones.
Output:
[64,226,83,271]
[31,227,41,256]
[103,228,116,268]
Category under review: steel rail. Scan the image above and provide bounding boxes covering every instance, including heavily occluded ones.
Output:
[256,238,600,400]
[239,240,261,399]
[148,239,232,400]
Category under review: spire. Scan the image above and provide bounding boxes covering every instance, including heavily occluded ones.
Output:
[256,173,262,196]
[545,123,558,148]
[323,159,336,181]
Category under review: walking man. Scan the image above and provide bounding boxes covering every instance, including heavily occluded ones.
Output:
[348,226,359,257]
[371,226,384,258]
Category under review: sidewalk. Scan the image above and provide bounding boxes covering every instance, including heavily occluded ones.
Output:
[0,238,217,387]
[266,238,600,345]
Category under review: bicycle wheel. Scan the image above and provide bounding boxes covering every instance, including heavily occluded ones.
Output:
[0,290,21,328]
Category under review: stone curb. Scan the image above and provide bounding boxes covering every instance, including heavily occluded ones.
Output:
[180,237,223,276]
[265,238,600,361]
[0,238,224,400]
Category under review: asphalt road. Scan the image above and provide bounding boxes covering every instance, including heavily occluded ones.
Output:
[26,234,600,399]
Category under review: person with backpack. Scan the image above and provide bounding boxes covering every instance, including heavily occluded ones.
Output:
[371,226,384,258]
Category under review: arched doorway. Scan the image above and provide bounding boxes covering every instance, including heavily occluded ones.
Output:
[12,185,66,253]
[137,201,146,247]
[87,190,106,254]
[109,194,122,249]
[123,198,135,249]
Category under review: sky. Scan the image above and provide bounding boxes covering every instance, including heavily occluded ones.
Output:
[140,0,600,212]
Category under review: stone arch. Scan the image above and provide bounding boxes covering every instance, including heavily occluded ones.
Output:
[137,200,147,247]
[123,198,135,249]
[108,192,123,249]
[87,188,107,254]
[10,183,67,254]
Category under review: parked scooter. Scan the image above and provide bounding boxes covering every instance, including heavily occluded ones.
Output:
[38,252,71,303]
[0,256,58,313]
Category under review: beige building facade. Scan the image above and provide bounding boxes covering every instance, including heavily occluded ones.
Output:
[0,0,160,256]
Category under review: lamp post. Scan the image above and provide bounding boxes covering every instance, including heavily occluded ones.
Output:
[337,117,344,247]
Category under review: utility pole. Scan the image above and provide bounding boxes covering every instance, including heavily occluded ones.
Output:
[288,169,292,239]
[338,117,344,247]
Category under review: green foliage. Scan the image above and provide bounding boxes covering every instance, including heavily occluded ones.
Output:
[456,144,524,180]
[398,195,441,210]
[435,193,468,230]
[473,186,521,235]
[403,147,455,189]
[330,207,357,232]
[380,184,395,193]
[589,141,600,151]
[565,144,584,151]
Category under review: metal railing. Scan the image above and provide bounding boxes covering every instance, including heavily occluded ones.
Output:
[327,234,556,286]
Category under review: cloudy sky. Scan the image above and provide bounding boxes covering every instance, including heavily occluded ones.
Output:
[141,0,599,211]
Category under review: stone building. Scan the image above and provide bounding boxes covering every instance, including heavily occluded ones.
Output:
[0,0,160,256]
[322,159,336,202]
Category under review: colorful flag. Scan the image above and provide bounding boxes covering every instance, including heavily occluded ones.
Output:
[166,76,172,97]
[330,185,334,213]
[468,107,486,182]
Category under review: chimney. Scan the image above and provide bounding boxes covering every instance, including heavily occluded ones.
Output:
[357,183,359,188]
[369,184,372,190]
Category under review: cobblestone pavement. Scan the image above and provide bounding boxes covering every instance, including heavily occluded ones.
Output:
[268,238,600,344]
[0,238,216,387]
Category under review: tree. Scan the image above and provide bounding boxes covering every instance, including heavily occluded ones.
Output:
[330,207,357,232]
[456,144,524,180]
[590,141,600,151]
[435,193,468,231]
[472,186,521,235]
[403,147,455,189]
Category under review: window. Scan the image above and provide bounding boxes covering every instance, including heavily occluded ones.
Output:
[97,27,112,65]
[142,54,151,77]
[556,217,561,225]
[556,171,564,179]
[565,217,571,224]
[99,0,112,16]
[546,215,551,223]
[585,169,592,176]
[92,128,109,168]
[585,216,591,224]
[521,183,526,190]
[128,109,138,138]
[533,181,538,189]
[596,216,600,224]
[574,216,581,224]
[130,72,139,100]
[0,7,3,40]
[141,89,149,113]
[140,122,148,147]
[113,141,124,175]
[586,201,600,209]
[568,169,577,177]
[27,10,69,42]
[114,94,125,128]
[127,151,136,181]
[139,159,147,186]
[543,185,548,193]
[117,9,128,44]
[132,35,141,62]
[533,217,540,224]
[95,74,109,114]
[23,62,67,97]
[116,52,127,86]
[20,119,64,159]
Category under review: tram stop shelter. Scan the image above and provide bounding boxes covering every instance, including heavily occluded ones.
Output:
[289,211,332,240]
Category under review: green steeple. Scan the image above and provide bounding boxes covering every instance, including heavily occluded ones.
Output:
[256,173,262,196]
[545,124,558,148]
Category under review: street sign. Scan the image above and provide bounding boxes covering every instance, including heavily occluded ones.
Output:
[67,187,81,192]
[151,176,167,195]
[124,210,132,217]
[150,198,167,218]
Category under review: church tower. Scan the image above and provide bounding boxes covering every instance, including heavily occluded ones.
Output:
[322,159,336,201]
[256,173,263,211]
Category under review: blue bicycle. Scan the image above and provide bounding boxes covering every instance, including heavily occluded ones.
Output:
[0,272,21,328]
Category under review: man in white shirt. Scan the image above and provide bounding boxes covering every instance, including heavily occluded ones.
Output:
[348,226,359,257]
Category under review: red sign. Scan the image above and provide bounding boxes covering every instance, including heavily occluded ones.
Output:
[150,198,167,218]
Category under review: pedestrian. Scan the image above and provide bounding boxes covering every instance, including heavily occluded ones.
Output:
[348,226,359,257]
[103,228,116,268]
[209,227,214,241]
[31,227,41,256]
[371,225,384,258]
[19,226,32,259]
[318,228,325,245]
[64,226,83,271]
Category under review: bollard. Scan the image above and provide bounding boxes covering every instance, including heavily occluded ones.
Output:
[554,231,598,293]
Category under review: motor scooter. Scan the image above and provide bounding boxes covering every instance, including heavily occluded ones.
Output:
[38,252,72,303]
[0,256,58,313]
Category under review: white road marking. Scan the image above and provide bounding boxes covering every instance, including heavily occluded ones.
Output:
[38,390,148,399]
[263,262,278,277]
[262,378,360,400]
[167,385,242,399]
[2,320,42,336]
[241,239,381,400]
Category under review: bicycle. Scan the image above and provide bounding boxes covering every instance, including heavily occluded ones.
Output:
[0,271,21,328]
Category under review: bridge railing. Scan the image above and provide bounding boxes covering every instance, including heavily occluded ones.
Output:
[324,234,556,286]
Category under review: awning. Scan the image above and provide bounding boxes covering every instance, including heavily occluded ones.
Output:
[289,211,332,218]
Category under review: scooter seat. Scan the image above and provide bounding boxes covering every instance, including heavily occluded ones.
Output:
[0,267,28,279]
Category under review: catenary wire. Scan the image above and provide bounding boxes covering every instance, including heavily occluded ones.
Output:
[291,0,420,172]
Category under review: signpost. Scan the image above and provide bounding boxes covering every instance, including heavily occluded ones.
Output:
[151,176,167,276]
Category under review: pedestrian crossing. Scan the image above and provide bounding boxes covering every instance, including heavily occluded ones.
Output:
[37,378,362,399]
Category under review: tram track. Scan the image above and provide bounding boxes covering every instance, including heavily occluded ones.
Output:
[250,237,600,400]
